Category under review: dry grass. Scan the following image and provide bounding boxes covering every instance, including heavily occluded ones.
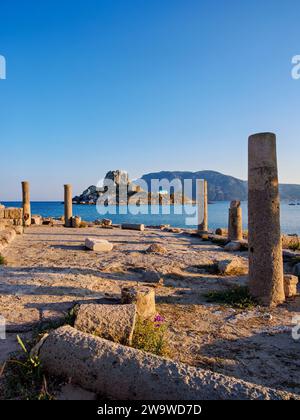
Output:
[282,235,300,251]
[132,317,171,357]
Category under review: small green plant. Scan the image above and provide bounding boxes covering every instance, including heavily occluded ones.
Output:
[65,305,79,326]
[0,254,7,265]
[132,315,170,357]
[1,335,54,400]
[205,286,257,309]
[282,235,300,251]
[288,242,300,251]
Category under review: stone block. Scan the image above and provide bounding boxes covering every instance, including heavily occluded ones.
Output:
[75,303,136,345]
[121,224,145,231]
[218,258,248,276]
[224,241,242,252]
[31,215,42,225]
[71,216,82,228]
[0,228,16,245]
[85,238,113,252]
[13,226,24,235]
[4,208,23,219]
[284,275,298,298]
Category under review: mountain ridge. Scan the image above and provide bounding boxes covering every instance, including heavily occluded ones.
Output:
[141,170,300,201]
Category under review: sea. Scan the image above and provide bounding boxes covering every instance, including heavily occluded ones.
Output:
[2,201,300,235]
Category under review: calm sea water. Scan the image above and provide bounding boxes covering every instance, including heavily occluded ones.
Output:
[3,201,300,235]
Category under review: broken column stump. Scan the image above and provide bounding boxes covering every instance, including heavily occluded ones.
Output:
[228,201,243,241]
[121,286,156,321]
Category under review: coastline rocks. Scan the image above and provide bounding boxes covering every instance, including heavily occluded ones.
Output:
[75,303,137,345]
[85,238,113,252]
[73,185,100,204]
[104,170,129,187]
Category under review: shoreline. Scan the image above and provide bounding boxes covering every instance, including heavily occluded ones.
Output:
[2,201,300,235]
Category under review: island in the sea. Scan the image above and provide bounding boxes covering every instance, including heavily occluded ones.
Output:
[72,170,193,205]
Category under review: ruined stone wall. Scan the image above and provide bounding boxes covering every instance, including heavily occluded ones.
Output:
[0,204,23,252]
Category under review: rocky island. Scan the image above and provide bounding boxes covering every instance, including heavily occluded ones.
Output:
[73,170,193,205]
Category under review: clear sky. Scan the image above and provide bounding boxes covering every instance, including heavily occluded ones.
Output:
[1,0,300,200]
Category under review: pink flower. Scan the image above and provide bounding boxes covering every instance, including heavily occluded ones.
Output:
[154,314,165,324]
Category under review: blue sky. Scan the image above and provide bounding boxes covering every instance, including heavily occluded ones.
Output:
[0,0,300,200]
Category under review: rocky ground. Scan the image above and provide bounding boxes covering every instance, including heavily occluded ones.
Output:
[0,224,299,398]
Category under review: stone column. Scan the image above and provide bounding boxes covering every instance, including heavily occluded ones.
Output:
[228,201,243,241]
[64,184,73,228]
[22,181,31,226]
[197,180,208,232]
[248,133,285,307]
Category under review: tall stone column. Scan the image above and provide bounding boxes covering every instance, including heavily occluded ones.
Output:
[22,181,31,226]
[64,184,73,228]
[248,133,285,307]
[197,180,208,232]
[228,201,243,241]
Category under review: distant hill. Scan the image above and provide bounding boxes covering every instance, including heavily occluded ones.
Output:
[141,170,300,201]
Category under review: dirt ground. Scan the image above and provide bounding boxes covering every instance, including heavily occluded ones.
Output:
[0,224,300,397]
